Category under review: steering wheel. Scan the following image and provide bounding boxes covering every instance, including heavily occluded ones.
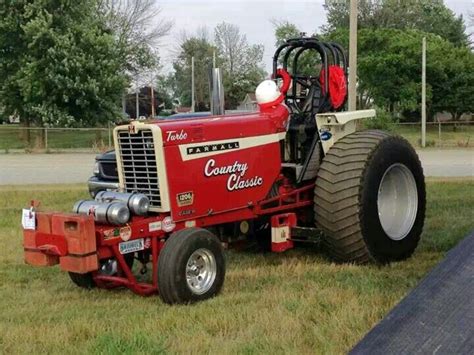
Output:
[294,74,318,90]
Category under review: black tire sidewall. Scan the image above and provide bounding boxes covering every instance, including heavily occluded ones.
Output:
[160,229,225,303]
[68,272,96,289]
[361,137,426,262]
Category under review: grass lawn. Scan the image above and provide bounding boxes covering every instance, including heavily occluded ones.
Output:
[0,127,111,151]
[394,124,473,148]
[0,180,473,354]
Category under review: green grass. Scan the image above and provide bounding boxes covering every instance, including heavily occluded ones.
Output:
[0,180,473,354]
[0,127,111,151]
[394,124,473,148]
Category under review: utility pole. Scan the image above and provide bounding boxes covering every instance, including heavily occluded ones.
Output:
[348,0,358,111]
[191,56,195,112]
[122,95,126,116]
[135,78,139,119]
[421,37,426,148]
[150,84,155,118]
[213,51,216,69]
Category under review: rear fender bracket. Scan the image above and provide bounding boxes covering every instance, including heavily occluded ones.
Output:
[316,109,376,154]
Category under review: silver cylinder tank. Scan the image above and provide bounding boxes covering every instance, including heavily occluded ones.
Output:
[73,200,130,225]
[94,191,149,216]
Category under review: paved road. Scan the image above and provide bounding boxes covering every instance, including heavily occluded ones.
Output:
[416,149,473,177]
[0,153,96,185]
[0,150,472,185]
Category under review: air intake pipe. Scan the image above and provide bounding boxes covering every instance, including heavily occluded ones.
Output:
[95,191,150,216]
[73,200,130,225]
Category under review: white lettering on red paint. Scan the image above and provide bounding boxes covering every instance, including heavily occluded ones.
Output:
[204,159,263,191]
[166,130,187,142]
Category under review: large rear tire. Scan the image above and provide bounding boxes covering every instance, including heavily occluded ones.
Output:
[314,130,425,263]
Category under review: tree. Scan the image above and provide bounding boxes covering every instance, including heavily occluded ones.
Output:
[172,37,217,111]
[0,0,127,135]
[273,20,301,47]
[431,45,474,120]
[153,73,175,112]
[98,0,173,75]
[214,22,265,109]
[272,21,320,76]
[322,0,469,47]
[327,28,473,119]
[124,85,170,118]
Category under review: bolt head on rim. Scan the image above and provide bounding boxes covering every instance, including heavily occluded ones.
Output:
[377,163,418,241]
[185,248,217,295]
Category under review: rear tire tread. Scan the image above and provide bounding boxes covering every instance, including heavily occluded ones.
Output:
[315,130,390,263]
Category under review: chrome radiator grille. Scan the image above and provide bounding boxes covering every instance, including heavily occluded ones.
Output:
[117,129,161,208]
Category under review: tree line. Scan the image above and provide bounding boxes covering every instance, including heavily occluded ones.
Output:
[275,0,473,121]
[170,23,266,111]
[0,0,265,132]
[0,0,174,130]
[0,0,472,136]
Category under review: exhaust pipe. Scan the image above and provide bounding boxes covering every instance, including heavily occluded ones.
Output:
[209,68,225,115]
[73,200,130,225]
[95,191,149,216]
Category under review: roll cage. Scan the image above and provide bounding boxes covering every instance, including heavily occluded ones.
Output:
[273,36,348,115]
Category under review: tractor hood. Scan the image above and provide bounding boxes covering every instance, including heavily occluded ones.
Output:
[114,104,289,218]
[150,105,289,146]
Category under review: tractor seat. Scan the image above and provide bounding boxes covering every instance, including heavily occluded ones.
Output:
[301,81,322,114]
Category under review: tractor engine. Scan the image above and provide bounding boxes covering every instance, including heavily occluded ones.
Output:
[113,105,290,222]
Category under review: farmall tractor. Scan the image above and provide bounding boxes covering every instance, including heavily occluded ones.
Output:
[22,37,425,304]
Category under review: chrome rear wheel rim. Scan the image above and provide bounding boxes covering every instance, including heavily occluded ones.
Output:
[377,163,418,241]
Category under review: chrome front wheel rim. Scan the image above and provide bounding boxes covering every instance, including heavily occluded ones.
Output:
[377,163,418,241]
[185,248,217,295]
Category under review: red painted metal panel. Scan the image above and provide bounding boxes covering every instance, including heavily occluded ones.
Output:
[155,105,289,146]
[166,141,283,222]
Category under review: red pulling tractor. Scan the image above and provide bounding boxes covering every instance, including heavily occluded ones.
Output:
[22,37,425,304]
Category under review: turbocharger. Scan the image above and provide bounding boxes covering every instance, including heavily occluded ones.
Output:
[73,191,150,225]
[73,200,130,225]
[95,191,149,216]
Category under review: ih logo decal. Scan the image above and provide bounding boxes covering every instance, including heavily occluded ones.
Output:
[128,124,137,134]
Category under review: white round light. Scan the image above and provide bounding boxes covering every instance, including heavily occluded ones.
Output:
[255,80,281,105]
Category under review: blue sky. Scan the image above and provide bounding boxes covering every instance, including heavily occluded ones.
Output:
[157,0,473,72]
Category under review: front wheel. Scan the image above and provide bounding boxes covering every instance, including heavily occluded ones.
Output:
[314,130,426,263]
[68,254,134,289]
[158,228,226,304]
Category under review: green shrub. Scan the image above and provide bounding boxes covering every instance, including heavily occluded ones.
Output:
[363,109,398,131]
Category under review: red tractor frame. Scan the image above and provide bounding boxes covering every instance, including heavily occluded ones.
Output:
[22,37,426,304]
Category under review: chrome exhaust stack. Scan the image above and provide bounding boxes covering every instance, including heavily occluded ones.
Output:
[209,68,225,115]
